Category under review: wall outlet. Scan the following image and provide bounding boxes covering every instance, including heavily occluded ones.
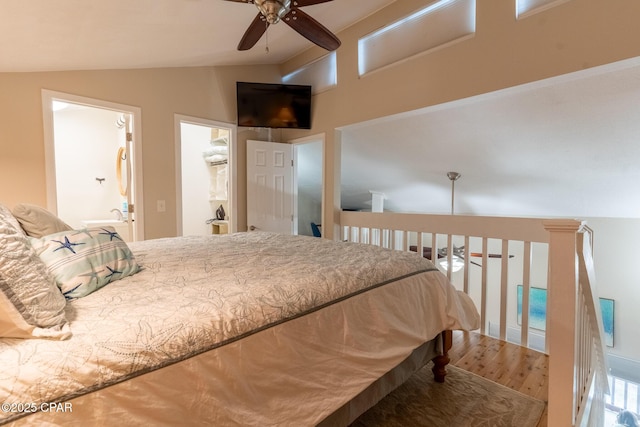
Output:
[157,200,166,212]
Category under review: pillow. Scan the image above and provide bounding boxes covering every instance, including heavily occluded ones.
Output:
[12,203,72,238]
[0,203,71,340]
[30,226,141,299]
[1,204,25,236]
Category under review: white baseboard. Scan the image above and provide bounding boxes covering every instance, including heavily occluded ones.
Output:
[487,322,546,352]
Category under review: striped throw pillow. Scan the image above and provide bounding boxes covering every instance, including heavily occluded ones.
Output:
[30,226,141,299]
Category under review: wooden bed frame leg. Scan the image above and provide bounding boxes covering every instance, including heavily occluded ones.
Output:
[431,330,452,383]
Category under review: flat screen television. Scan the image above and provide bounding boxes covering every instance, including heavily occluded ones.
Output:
[236,82,312,129]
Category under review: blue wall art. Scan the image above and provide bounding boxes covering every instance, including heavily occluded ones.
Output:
[517,285,614,347]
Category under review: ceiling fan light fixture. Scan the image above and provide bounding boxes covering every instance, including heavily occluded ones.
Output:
[254,0,291,24]
[441,171,464,273]
[232,0,340,51]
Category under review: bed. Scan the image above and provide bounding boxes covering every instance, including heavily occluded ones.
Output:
[0,204,479,426]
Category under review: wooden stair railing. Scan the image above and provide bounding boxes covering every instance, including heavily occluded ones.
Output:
[574,225,609,427]
[339,211,607,427]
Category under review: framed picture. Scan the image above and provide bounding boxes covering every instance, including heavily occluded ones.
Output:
[599,298,614,347]
[517,285,547,331]
[517,285,614,347]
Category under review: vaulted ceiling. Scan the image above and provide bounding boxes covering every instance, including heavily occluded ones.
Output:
[0,0,393,72]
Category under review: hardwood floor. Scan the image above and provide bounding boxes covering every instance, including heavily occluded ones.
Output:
[449,330,549,427]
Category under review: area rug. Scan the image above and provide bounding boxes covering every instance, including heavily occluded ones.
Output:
[350,364,545,427]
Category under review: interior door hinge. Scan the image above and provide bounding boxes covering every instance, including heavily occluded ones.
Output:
[291,159,294,167]
[126,132,133,142]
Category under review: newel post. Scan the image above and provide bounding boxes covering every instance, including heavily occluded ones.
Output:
[543,219,583,427]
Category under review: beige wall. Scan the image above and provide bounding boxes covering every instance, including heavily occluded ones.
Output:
[280,0,640,238]
[0,65,280,238]
[2,0,640,240]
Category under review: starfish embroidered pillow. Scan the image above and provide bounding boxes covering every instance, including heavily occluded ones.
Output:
[30,226,141,299]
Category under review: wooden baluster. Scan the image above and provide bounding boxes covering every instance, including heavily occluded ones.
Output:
[431,233,438,263]
[463,235,470,294]
[520,241,532,348]
[499,239,509,341]
[480,237,488,335]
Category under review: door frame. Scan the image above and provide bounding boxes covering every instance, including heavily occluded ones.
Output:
[290,133,325,237]
[174,114,237,235]
[41,89,145,241]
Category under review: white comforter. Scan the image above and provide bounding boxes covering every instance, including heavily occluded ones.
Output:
[0,232,479,425]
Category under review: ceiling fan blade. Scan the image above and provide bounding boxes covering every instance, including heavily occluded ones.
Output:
[238,13,269,51]
[223,0,252,3]
[469,252,514,259]
[283,8,341,51]
[414,245,486,267]
[455,252,491,268]
[292,0,334,5]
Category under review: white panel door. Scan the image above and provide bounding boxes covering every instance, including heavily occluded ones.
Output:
[246,140,293,234]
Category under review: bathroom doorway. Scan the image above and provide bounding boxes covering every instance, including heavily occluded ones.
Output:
[175,115,236,236]
[42,90,144,241]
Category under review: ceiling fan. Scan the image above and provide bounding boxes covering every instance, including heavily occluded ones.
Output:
[439,246,514,267]
[410,245,513,269]
[443,172,515,267]
[224,0,341,51]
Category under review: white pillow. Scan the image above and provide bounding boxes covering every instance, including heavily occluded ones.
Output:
[0,203,71,340]
[30,226,141,299]
[11,203,72,238]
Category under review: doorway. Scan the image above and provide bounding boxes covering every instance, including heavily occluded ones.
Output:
[175,115,236,236]
[245,134,324,236]
[293,139,323,237]
[42,90,144,241]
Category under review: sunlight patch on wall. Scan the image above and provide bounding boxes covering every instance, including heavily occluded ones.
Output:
[358,0,476,77]
[283,52,337,94]
[516,0,572,19]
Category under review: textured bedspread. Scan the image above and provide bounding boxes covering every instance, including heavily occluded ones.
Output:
[0,232,479,425]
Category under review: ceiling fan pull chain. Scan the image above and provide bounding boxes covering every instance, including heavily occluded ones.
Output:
[265,21,270,54]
